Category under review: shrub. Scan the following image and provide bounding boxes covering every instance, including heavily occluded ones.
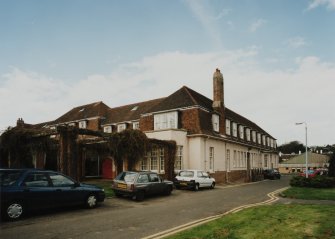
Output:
[290,176,335,188]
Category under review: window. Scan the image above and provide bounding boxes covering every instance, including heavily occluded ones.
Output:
[226,119,231,135]
[149,173,160,182]
[232,122,237,137]
[141,158,148,171]
[209,147,214,171]
[24,173,49,187]
[264,154,268,167]
[257,133,261,144]
[137,174,149,183]
[117,124,126,132]
[79,121,87,129]
[150,148,158,171]
[262,135,266,146]
[154,111,178,130]
[246,128,251,141]
[226,149,230,171]
[103,126,112,133]
[159,148,165,171]
[212,114,220,132]
[133,122,140,130]
[68,122,76,127]
[50,173,75,187]
[239,125,244,139]
[175,146,183,170]
[233,150,237,167]
[251,130,256,143]
[267,137,270,147]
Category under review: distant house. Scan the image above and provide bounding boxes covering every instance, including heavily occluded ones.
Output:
[4,69,278,183]
[278,152,330,174]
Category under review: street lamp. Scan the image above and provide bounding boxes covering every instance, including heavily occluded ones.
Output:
[295,122,308,178]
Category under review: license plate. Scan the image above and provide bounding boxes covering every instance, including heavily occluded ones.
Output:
[180,182,187,186]
[117,183,127,189]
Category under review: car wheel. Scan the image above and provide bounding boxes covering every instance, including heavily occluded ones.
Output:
[175,185,181,190]
[210,182,215,189]
[115,192,122,197]
[194,183,199,191]
[6,202,24,220]
[165,186,172,196]
[134,191,145,201]
[86,194,98,208]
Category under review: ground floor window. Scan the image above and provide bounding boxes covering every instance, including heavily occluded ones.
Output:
[226,149,230,171]
[175,146,183,170]
[140,147,165,173]
[85,151,102,177]
[209,147,214,171]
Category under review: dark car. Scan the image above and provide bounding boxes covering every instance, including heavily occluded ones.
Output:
[0,169,105,220]
[263,169,281,180]
[111,171,173,201]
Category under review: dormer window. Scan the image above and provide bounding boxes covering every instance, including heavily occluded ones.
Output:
[212,114,220,132]
[252,131,256,143]
[226,119,231,135]
[68,122,76,127]
[104,126,112,133]
[246,128,251,141]
[117,123,126,132]
[257,133,261,144]
[133,121,140,130]
[154,111,178,130]
[239,125,244,139]
[262,135,266,146]
[232,122,237,137]
[79,120,87,129]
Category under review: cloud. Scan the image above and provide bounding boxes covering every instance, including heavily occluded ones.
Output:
[285,37,308,48]
[1,50,335,146]
[249,18,267,32]
[307,0,335,10]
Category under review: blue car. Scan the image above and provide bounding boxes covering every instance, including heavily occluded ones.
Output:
[0,169,105,220]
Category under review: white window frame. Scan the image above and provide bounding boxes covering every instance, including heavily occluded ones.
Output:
[239,125,244,139]
[252,131,256,143]
[226,119,231,135]
[103,125,112,133]
[175,146,183,170]
[212,114,220,132]
[257,133,261,144]
[79,120,87,129]
[117,123,126,132]
[209,147,214,171]
[262,135,266,146]
[159,148,165,172]
[154,111,178,130]
[133,121,140,130]
[246,128,251,141]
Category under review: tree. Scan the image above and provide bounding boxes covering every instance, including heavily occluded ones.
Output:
[328,152,335,177]
[278,141,306,154]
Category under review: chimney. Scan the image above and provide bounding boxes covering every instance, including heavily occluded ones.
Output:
[212,68,224,109]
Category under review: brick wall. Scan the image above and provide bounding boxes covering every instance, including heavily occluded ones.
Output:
[181,108,201,134]
[140,115,154,131]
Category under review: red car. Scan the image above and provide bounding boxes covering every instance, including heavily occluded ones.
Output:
[299,169,328,178]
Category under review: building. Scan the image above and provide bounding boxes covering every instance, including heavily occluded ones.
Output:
[278,152,330,174]
[5,69,278,183]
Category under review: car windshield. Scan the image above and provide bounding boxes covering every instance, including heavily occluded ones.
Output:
[179,171,194,177]
[115,172,138,183]
[0,170,23,186]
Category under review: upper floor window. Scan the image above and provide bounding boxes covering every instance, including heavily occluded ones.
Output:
[239,125,244,139]
[68,122,76,127]
[154,111,178,130]
[246,128,251,141]
[79,121,87,129]
[226,119,231,135]
[252,131,256,143]
[262,135,266,146]
[232,122,237,137]
[133,122,140,130]
[212,114,220,132]
[257,133,261,144]
[117,124,126,132]
[103,126,112,133]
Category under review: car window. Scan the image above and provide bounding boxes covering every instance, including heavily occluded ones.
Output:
[0,170,23,186]
[116,172,138,182]
[24,173,49,187]
[197,171,203,177]
[149,174,159,182]
[137,174,149,183]
[202,172,209,178]
[49,173,75,187]
[179,171,194,177]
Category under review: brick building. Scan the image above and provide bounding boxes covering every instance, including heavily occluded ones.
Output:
[9,69,278,183]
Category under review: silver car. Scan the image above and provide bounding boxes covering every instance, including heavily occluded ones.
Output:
[174,170,215,191]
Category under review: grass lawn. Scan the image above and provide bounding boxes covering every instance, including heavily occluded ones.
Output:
[166,204,335,239]
[83,179,115,197]
[281,187,335,200]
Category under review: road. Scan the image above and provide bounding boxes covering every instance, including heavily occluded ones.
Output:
[0,176,290,239]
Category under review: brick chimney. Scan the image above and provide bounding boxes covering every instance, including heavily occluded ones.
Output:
[212,68,224,109]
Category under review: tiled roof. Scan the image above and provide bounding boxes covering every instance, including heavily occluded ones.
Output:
[104,98,165,124]
[282,152,330,164]
[53,101,110,124]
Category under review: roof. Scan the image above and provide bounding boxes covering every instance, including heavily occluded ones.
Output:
[281,152,330,164]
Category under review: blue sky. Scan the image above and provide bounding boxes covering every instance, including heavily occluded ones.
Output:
[0,0,334,146]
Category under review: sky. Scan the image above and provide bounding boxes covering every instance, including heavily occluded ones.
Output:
[0,0,334,146]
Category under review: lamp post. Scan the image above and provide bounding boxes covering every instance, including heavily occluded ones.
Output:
[295,122,308,178]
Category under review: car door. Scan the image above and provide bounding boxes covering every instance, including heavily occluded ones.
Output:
[201,172,213,187]
[22,172,55,210]
[148,173,164,195]
[49,172,83,206]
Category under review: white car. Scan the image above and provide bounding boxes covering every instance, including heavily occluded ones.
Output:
[174,170,215,191]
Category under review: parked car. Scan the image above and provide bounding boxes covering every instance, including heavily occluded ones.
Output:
[299,169,328,178]
[263,169,281,180]
[111,171,174,201]
[174,170,215,191]
[0,168,105,220]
